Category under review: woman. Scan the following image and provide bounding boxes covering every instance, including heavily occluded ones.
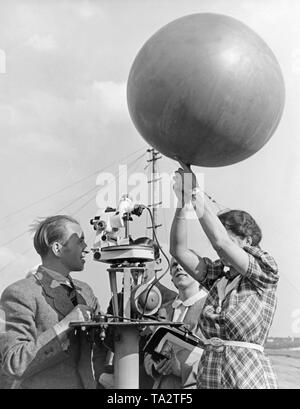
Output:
[170,163,279,389]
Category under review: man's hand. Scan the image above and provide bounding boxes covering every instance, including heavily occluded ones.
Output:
[54,304,92,335]
[154,344,181,377]
[144,352,156,378]
[154,355,181,377]
[99,372,115,389]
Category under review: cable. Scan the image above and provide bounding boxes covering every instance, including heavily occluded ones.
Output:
[146,206,170,275]
[0,246,33,274]
[72,150,146,214]
[0,185,100,247]
[0,186,98,247]
[128,151,147,177]
[0,151,148,274]
[140,206,171,318]
[57,186,99,214]
[204,192,227,211]
[157,160,169,245]
[72,151,147,216]
[279,271,300,296]
[0,230,31,247]
[104,314,160,323]
[0,151,147,248]
[0,147,145,226]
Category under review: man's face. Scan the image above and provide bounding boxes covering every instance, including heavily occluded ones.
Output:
[142,261,155,283]
[59,222,87,272]
[170,258,195,289]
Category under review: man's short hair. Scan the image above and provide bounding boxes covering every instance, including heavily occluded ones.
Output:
[32,215,80,257]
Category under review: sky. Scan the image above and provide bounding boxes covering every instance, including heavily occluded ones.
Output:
[0,0,300,337]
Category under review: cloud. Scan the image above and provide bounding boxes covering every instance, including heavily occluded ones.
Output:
[0,80,131,168]
[10,131,72,155]
[73,1,106,20]
[25,33,56,51]
[292,49,300,74]
[0,246,39,293]
[90,81,128,122]
[0,48,6,74]
[0,247,16,267]
[0,94,74,157]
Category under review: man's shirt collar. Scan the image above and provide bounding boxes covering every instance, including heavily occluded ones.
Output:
[38,265,73,288]
[172,289,206,309]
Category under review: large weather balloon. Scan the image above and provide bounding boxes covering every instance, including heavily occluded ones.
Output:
[127,13,285,167]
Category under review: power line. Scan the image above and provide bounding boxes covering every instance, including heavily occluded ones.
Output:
[0,230,31,248]
[204,192,228,211]
[0,153,148,274]
[0,147,145,226]
[57,186,98,214]
[72,151,147,215]
[279,271,300,296]
[157,159,168,243]
[0,246,33,275]
[0,185,100,247]
[0,151,146,248]
[73,151,147,216]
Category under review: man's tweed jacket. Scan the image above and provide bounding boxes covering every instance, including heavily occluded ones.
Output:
[0,267,105,389]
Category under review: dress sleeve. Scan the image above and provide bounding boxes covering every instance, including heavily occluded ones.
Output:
[199,258,224,291]
[243,246,279,292]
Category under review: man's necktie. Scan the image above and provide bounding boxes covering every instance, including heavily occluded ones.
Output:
[62,277,78,307]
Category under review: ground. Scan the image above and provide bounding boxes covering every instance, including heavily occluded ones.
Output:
[1,350,299,389]
[267,349,300,389]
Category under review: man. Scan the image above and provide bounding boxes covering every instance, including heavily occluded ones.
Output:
[144,257,207,389]
[0,215,105,389]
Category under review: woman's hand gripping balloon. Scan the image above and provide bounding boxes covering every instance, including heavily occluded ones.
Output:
[173,159,202,209]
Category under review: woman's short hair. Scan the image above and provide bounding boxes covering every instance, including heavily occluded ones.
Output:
[32,215,80,257]
[218,209,262,246]
[133,236,160,260]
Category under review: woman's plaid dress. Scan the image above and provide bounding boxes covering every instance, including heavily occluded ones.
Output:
[197,245,279,389]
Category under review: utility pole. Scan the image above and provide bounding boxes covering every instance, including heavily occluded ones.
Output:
[147,147,162,241]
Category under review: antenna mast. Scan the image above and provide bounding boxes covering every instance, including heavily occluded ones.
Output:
[147,148,162,241]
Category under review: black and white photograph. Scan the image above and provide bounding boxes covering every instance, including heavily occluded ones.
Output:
[0,0,299,392]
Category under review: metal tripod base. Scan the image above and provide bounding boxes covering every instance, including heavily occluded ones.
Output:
[70,320,184,389]
[114,325,139,389]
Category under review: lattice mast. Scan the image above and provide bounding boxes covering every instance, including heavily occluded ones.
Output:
[147,147,162,241]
